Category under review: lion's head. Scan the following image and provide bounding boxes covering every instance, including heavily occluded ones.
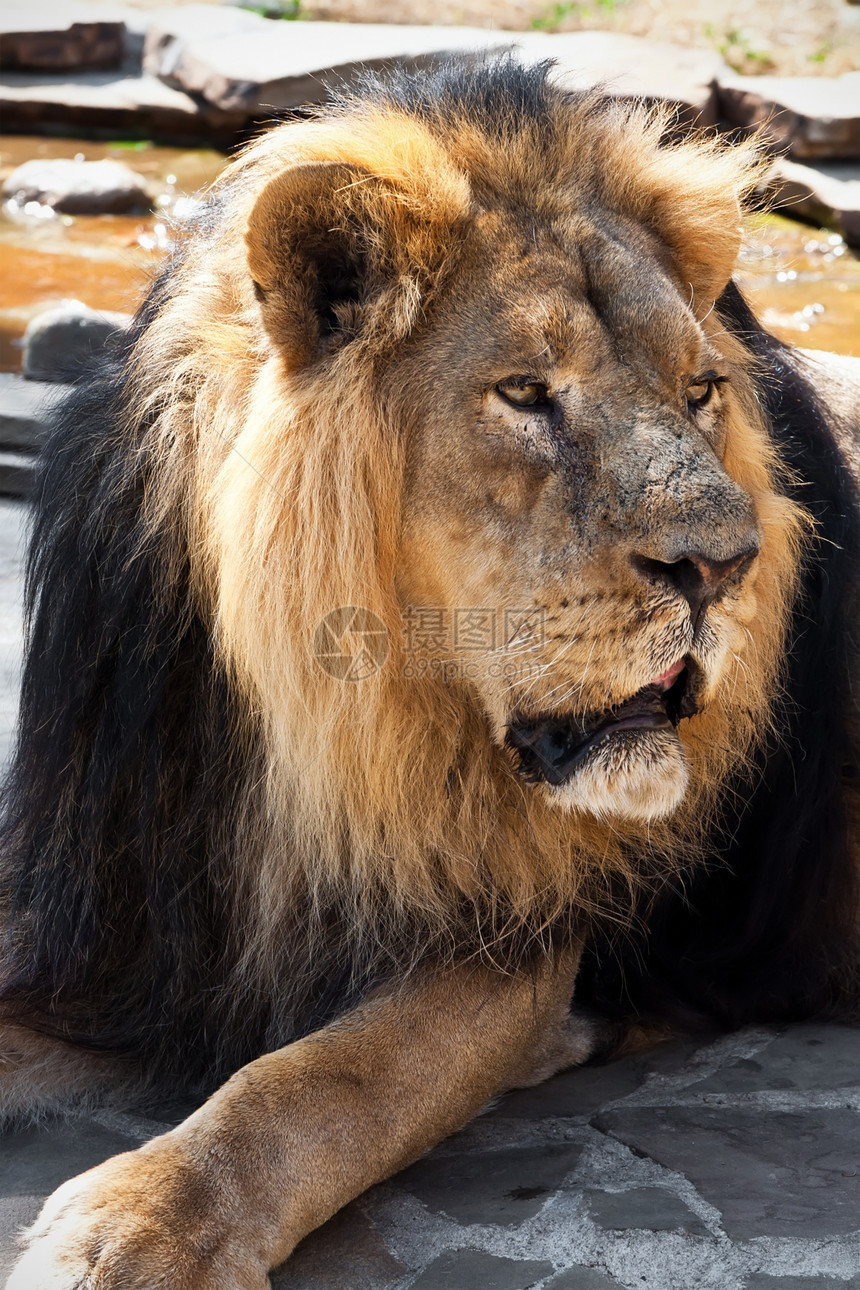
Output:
[132,61,807,939]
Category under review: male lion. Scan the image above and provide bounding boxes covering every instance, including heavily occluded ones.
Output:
[2,58,860,1288]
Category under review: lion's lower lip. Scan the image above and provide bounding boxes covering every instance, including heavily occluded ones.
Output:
[506,663,698,786]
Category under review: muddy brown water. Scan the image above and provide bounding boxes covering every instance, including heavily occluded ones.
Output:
[2,134,859,376]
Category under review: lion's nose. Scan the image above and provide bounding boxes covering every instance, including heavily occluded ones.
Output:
[631,544,759,622]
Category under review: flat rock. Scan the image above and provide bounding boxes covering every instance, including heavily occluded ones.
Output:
[595,1105,860,1240]
[3,157,150,215]
[142,9,505,113]
[0,451,36,500]
[408,1250,555,1290]
[498,1037,702,1120]
[584,1185,710,1235]
[271,1202,406,1289]
[718,73,860,159]
[141,13,726,127]
[0,2,124,72]
[0,70,246,146]
[398,1140,584,1226]
[543,1271,621,1288]
[22,301,131,382]
[529,30,727,126]
[770,159,860,248]
[743,1277,860,1290]
[685,1022,860,1094]
[0,372,68,451]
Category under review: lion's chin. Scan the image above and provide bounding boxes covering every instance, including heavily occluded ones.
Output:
[549,727,690,821]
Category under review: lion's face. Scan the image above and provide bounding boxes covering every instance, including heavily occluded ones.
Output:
[394,208,760,821]
[227,88,800,869]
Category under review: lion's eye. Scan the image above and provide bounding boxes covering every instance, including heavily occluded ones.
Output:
[686,376,720,411]
[496,380,551,410]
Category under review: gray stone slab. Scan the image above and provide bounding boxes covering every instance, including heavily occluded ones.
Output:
[142,9,505,113]
[718,72,860,160]
[743,1277,860,1290]
[22,301,131,381]
[499,1039,702,1120]
[398,1141,584,1226]
[0,1120,151,1278]
[0,1195,39,1280]
[770,159,860,248]
[408,1250,555,1290]
[595,1106,860,1239]
[0,373,67,451]
[584,1185,710,1235]
[532,30,727,126]
[544,1270,620,1289]
[0,2,125,72]
[271,1201,406,1289]
[0,452,36,499]
[686,1023,860,1094]
[0,70,247,146]
[141,14,725,128]
[0,498,25,767]
[4,157,150,216]
[0,1120,141,1200]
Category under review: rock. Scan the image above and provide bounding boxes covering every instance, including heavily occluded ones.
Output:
[0,2,124,72]
[718,73,860,160]
[543,1272,621,1288]
[685,1022,860,1094]
[529,31,728,127]
[270,1202,407,1290]
[398,1140,584,1226]
[0,372,68,451]
[743,1277,860,1290]
[584,1186,710,1236]
[0,451,37,499]
[3,158,150,216]
[770,160,860,248]
[408,1251,555,1290]
[498,1037,702,1120]
[0,70,246,147]
[22,302,131,383]
[142,8,503,113]
[594,1105,860,1240]
[141,13,727,127]
[0,1119,141,1199]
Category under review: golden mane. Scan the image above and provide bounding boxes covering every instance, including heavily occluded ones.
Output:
[121,77,809,967]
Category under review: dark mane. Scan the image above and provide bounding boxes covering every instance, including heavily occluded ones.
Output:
[0,271,258,1087]
[579,280,860,1028]
[2,57,858,1098]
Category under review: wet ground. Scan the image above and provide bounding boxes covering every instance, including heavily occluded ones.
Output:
[0,135,225,371]
[1,133,859,373]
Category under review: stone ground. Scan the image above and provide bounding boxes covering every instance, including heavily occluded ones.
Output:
[0,495,857,1289]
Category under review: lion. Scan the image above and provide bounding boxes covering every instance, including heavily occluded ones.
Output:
[2,57,860,1288]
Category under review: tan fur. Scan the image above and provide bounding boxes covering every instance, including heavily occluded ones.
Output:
[105,96,806,975]
[4,77,817,1288]
[8,950,589,1288]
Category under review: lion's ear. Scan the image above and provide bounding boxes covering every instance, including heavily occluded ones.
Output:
[245,160,417,364]
[636,139,766,312]
[656,190,743,308]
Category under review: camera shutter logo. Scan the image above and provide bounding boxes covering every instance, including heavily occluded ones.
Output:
[313,607,390,681]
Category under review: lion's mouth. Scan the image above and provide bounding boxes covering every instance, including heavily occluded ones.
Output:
[506,657,701,787]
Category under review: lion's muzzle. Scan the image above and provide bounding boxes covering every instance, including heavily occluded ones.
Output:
[506,658,700,787]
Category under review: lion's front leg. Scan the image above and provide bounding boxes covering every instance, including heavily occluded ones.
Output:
[7,945,586,1290]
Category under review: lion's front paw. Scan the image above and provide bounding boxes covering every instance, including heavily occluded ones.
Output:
[6,1135,270,1290]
